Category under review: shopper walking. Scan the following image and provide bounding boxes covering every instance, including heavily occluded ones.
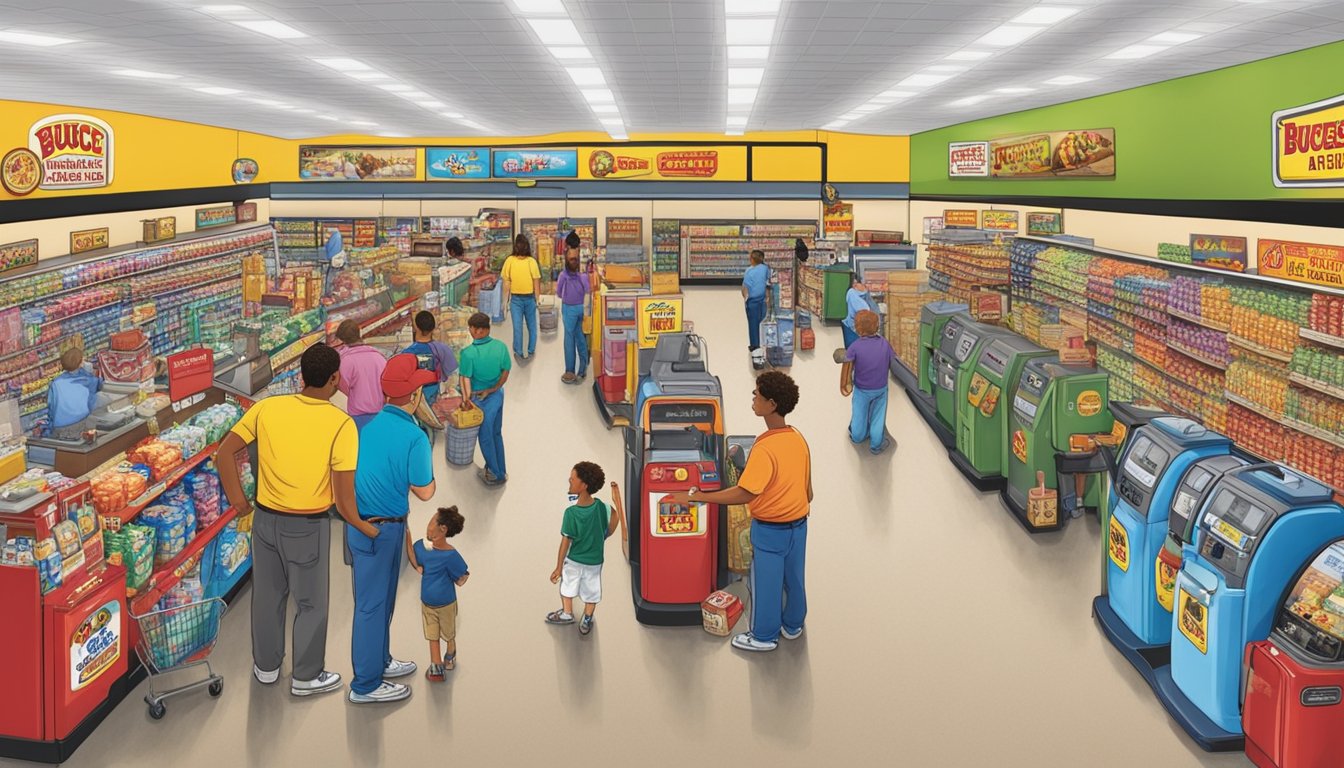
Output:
[347,354,438,704]
[843,310,896,454]
[217,343,370,697]
[669,371,811,653]
[458,312,512,486]
[401,311,457,409]
[335,319,387,430]
[501,233,541,360]
[742,249,769,369]
[556,231,591,384]
[841,278,879,349]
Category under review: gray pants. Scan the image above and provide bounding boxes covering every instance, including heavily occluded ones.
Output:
[251,510,331,682]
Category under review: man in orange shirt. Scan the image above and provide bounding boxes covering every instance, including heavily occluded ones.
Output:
[670,371,811,653]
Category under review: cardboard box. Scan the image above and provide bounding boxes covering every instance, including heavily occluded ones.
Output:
[701,590,744,636]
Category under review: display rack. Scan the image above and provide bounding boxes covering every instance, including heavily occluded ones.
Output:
[677,220,816,308]
[928,230,1010,321]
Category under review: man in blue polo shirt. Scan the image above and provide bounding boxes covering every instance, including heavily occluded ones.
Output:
[348,354,438,704]
[742,249,770,370]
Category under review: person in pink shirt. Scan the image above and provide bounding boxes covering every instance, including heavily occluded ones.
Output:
[335,320,387,430]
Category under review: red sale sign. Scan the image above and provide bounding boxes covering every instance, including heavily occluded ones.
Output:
[167,348,214,403]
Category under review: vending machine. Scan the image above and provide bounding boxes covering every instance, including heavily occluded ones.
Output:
[951,335,1053,490]
[909,302,969,429]
[925,315,1007,449]
[591,287,646,428]
[1160,464,1344,750]
[1243,538,1344,768]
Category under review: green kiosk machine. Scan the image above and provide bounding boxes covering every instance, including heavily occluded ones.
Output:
[910,301,968,445]
[1002,357,1114,533]
[929,314,1012,450]
[951,335,1053,491]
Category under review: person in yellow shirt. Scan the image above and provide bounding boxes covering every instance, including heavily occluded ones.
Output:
[669,371,811,653]
[218,343,374,697]
[500,234,541,360]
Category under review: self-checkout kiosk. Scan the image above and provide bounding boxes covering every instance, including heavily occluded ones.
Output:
[909,301,969,439]
[952,335,1053,490]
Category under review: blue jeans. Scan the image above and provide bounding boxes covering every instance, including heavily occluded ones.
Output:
[849,386,889,452]
[509,294,538,356]
[745,297,766,350]
[562,303,589,376]
[749,518,808,643]
[348,521,404,695]
[841,324,858,349]
[474,388,506,478]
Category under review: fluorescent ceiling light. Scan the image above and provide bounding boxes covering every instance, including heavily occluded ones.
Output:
[440,111,465,119]
[994,87,1036,94]
[0,29,78,46]
[114,69,180,79]
[581,88,614,103]
[725,0,780,14]
[232,20,308,39]
[290,108,316,114]
[879,90,918,99]
[459,120,490,131]
[727,115,749,126]
[591,104,620,113]
[609,131,628,141]
[311,57,370,72]
[949,95,990,106]
[195,86,241,95]
[728,68,764,86]
[565,67,606,85]
[946,50,991,61]
[1149,31,1203,44]
[726,129,745,136]
[1045,74,1095,85]
[925,65,968,73]
[822,120,849,130]
[271,105,297,110]
[599,118,624,127]
[378,132,408,138]
[201,5,249,11]
[350,120,379,127]
[377,82,414,92]
[398,90,432,100]
[346,71,389,81]
[549,46,592,59]
[250,98,283,106]
[728,46,770,60]
[976,24,1044,47]
[526,18,580,39]
[417,101,446,109]
[1011,6,1080,25]
[512,0,566,13]
[316,115,340,121]
[1106,44,1167,59]
[727,87,758,104]
[852,104,883,113]
[726,19,775,45]
[896,72,954,88]
[839,112,864,120]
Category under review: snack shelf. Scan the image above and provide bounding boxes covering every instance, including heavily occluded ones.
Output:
[1226,391,1285,422]
[37,298,127,331]
[359,299,416,336]
[270,330,328,372]
[1301,327,1344,350]
[135,269,243,303]
[1167,340,1229,370]
[1228,334,1294,363]
[1289,372,1344,403]
[100,440,222,527]
[1282,416,1344,451]
[1169,307,1231,332]
[130,506,239,613]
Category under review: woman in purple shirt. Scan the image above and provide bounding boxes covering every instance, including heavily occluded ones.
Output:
[555,231,591,384]
[842,310,895,454]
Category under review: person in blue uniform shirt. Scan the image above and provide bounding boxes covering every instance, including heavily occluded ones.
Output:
[47,348,105,438]
[742,250,770,369]
[841,278,878,349]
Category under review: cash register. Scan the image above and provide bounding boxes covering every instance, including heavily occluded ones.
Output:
[212,328,274,399]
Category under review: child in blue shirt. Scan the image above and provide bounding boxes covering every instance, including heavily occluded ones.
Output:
[407,506,469,681]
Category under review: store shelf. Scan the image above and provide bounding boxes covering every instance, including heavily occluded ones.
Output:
[1169,307,1231,332]
[1301,327,1344,351]
[130,505,239,613]
[270,330,328,372]
[1228,334,1294,363]
[1289,372,1344,402]
[36,298,127,331]
[1226,391,1285,421]
[134,269,243,303]
[1167,340,1229,370]
[1282,416,1344,451]
[101,440,222,527]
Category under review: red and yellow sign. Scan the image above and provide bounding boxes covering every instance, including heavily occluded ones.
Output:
[1108,516,1130,572]
[28,113,114,190]
[1273,93,1344,187]
[943,209,979,228]
[1076,390,1103,417]
[580,146,746,180]
[980,210,1019,232]
[1012,430,1028,463]
[1258,238,1344,289]
[1178,589,1209,654]
[656,496,700,535]
[637,296,683,348]
[1156,556,1178,612]
[69,227,109,255]
[823,203,853,240]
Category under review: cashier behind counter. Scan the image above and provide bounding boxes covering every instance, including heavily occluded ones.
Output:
[46,348,114,440]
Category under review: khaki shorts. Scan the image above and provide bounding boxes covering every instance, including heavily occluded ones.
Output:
[421,601,458,642]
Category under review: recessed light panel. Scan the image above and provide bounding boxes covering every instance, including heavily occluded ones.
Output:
[0,29,78,46]
[232,20,307,39]
[726,18,775,45]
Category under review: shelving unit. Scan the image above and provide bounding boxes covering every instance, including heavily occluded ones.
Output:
[677,221,816,308]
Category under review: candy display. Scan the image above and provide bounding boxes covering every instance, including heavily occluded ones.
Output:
[1227,350,1289,416]
[928,235,1011,314]
[1306,292,1344,340]
[104,523,155,592]
[158,424,208,460]
[127,439,184,481]
[186,470,222,527]
[1157,242,1192,264]
[1227,403,1287,461]
[1291,343,1344,391]
[141,500,196,567]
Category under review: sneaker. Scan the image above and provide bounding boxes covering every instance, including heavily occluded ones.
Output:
[576,370,587,381]
[781,626,804,641]
[545,610,575,625]
[347,681,410,704]
[482,473,508,487]
[254,665,279,685]
[870,436,894,455]
[384,659,417,679]
[561,372,578,384]
[579,614,594,635]
[425,664,446,683]
[291,670,343,697]
[731,633,779,653]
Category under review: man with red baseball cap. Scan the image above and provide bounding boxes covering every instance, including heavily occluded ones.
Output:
[348,354,439,704]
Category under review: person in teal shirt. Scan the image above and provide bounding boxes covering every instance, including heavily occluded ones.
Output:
[457,312,512,486]
[741,250,770,369]
[842,278,878,348]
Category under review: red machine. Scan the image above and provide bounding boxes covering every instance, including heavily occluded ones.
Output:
[1243,538,1344,768]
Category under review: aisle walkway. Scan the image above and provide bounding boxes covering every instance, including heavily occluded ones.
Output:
[7,288,1250,767]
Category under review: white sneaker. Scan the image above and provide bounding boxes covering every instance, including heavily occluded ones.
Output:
[384,659,417,679]
[253,665,279,685]
[731,632,779,653]
[348,681,411,704]
[291,670,343,697]
[781,626,804,641]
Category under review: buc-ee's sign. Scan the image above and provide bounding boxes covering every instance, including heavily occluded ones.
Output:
[1273,94,1344,188]
[28,114,114,190]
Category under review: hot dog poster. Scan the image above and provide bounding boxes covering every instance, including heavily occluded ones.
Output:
[987,128,1115,178]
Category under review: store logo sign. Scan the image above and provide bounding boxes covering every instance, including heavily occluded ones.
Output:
[71,601,121,691]
[1273,93,1344,187]
[29,113,114,190]
[948,141,989,177]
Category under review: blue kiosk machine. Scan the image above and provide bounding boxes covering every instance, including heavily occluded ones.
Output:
[1157,463,1344,751]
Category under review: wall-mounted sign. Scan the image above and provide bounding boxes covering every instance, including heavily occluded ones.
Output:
[167,348,215,405]
[353,219,378,248]
[823,203,854,240]
[235,202,258,223]
[943,209,979,228]
[606,217,643,246]
[141,216,177,244]
[580,147,741,180]
[1026,211,1064,236]
[981,210,1020,232]
[299,146,417,180]
[0,239,38,275]
[989,128,1115,178]
[69,227,109,255]
[1258,239,1344,289]
[1189,234,1248,273]
[923,217,945,238]
[1273,93,1344,188]
[231,158,259,184]
[1,148,42,196]
[948,141,990,177]
[426,148,490,179]
[637,296,684,349]
[195,205,237,230]
[492,149,577,178]
[29,114,114,190]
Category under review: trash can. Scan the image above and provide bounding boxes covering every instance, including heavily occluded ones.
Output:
[446,424,480,466]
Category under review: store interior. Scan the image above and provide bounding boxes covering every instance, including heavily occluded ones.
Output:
[2,2,1344,766]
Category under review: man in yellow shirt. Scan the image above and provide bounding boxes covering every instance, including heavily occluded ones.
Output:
[500,234,541,359]
[218,344,375,697]
[670,371,811,653]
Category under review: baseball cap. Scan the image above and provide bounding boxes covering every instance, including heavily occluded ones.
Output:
[381,353,437,399]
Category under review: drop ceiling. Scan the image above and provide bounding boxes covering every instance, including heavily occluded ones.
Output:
[0,0,1341,139]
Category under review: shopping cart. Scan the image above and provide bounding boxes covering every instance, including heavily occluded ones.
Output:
[130,597,227,720]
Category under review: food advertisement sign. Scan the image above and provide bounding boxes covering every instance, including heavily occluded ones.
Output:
[235,202,258,224]
[948,141,990,177]
[1026,211,1064,236]
[426,148,490,179]
[943,209,979,229]
[28,114,114,190]
[70,600,121,691]
[823,203,854,240]
[637,296,683,349]
[1258,239,1344,289]
[580,147,745,180]
[989,128,1115,178]
[651,494,701,536]
[0,239,38,275]
[1,148,42,196]
[299,146,418,180]
[69,227,109,255]
[606,217,643,246]
[1273,93,1344,187]
[981,210,1020,232]
[195,204,237,230]
[492,149,577,178]
[231,158,258,184]
[1189,234,1248,273]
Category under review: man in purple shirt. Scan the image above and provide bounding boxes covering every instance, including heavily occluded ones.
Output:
[555,231,591,384]
[336,320,388,430]
[843,310,895,454]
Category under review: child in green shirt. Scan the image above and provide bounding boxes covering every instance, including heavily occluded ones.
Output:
[546,461,624,635]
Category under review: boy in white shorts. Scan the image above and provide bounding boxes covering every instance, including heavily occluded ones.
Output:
[546,461,624,636]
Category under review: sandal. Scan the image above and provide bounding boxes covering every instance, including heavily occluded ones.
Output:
[545,610,575,625]
[444,653,456,672]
